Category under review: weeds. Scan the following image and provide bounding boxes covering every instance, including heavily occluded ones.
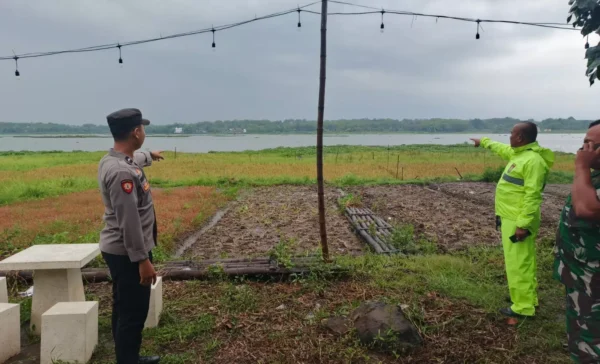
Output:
[480,166,504,183]
[207,263,227,280]
[387,225,437,255]
[219,283,258,313]
[338,193,363,212]
[269,238,297,269]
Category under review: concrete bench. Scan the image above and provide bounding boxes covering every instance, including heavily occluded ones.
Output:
[0,303,20,363]
[145,276,163,329]
[0,277,7,303]
[41,301,98,364]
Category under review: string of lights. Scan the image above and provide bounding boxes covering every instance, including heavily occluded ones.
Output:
[2,0,582,77]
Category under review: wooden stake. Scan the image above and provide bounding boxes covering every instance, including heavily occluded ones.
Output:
[387,145,390,171]
[396,155,400,179]
[316,0,329,262]
[455,167,463,179]
[174,147,177,160]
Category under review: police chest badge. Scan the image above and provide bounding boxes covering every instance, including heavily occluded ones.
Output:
[121,180,134,194]
[135,169,142,176]
[507,164,516,173]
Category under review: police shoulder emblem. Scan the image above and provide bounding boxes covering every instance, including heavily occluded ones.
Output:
[143,181,150,192]
[121,179,134,194]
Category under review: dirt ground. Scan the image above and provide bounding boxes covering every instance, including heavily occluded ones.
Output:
[184,186,364,259]
[350,183,569,250]
[181,183,570,257]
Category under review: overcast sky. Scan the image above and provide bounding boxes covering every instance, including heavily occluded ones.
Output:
[0,0,598,125]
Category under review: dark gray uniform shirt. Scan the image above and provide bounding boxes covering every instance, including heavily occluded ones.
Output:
[98,149,156,262]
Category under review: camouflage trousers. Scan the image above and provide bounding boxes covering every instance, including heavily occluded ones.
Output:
[566,287,600,363]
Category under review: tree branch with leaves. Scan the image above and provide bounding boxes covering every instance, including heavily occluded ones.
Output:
[568,0,600,85]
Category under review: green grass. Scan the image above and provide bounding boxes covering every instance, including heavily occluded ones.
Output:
[0,177,97,205]
[333,237,566,360]
[0,145,575,205]
[0,151,104,171]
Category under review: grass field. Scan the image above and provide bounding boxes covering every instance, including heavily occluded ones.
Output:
[0,144,575,363]
[0,144,575,258]
[0,145,575,206]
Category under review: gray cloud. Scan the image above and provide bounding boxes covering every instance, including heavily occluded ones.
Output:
[0,0,598,125]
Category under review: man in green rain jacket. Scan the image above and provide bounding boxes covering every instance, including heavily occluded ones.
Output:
[471,121,555,317]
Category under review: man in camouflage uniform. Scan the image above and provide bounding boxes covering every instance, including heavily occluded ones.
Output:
[555,120,600,363]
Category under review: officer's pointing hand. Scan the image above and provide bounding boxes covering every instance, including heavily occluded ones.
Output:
[150,151,164,161]
[470,138,481,147]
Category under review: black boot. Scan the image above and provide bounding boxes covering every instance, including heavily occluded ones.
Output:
[499,307,528,318]
[139,356,160,364]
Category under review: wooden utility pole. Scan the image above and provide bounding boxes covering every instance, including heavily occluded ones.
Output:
[316,0,329,262]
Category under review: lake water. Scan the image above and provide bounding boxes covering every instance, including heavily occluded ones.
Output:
[0,133,586,154]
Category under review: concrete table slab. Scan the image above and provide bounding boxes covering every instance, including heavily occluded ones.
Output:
[0,244,100,334]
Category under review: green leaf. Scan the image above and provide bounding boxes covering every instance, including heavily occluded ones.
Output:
[586,58,600,75]
[585,45,600,59]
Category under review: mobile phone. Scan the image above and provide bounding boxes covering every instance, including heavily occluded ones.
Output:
[510,230,531,243]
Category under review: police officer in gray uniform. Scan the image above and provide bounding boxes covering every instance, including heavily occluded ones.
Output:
[99,108,163,364]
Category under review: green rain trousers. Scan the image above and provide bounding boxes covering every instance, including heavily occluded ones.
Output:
[481,138,555,316]
[501,217,539,316]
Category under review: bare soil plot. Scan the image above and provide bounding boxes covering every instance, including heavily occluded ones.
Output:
[184,186,364,259]
[350,183,569,250]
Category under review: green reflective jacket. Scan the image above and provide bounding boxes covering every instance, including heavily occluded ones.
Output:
[481,138,555,229]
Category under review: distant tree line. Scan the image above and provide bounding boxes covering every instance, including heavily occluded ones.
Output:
[0,117,593,135]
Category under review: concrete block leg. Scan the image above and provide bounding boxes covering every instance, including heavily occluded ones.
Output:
[0,303,21,363]
[145,276,163,329]
[31,268,85,334]
[0,277,7,303]
[41,302,98,364]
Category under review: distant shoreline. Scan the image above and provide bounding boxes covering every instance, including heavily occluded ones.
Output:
[0,131,587,138]
[9,134,191,138]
